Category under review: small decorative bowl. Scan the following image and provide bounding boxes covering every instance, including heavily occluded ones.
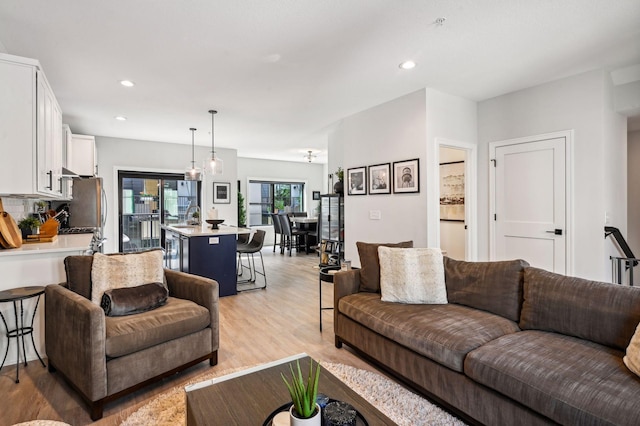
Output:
[205,219,224,229]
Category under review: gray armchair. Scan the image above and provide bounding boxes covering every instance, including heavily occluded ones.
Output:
[45,255,219,420]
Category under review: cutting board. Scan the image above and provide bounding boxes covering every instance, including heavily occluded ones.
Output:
[0,198,23,249]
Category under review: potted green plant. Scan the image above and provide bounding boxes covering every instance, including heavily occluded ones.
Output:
[334,167,344,194]
[281,360,321,425]
[18,216,41,239]
[237,191,247,227]
[191,210,201,225]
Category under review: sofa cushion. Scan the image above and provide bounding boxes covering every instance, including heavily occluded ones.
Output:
[105,297,210,358]
[356,240,413,293]
[444,257,528,322]
[91,250,165,306]
[378,247,447,304]
[520,267,640,350]
[465,330,640,426]
[101,282,168,317]
[338,292,519,372]
[64,255,94,299]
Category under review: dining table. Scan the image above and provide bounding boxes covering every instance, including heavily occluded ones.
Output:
[290,216,318,254]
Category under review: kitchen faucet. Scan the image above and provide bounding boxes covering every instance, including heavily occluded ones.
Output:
[185,203,201,225]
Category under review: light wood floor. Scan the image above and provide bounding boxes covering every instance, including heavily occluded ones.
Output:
[0,247,382,426]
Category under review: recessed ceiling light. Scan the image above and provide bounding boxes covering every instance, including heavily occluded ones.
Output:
[120,80,135,87]
[115,115,127,121]
[399,60,416,70]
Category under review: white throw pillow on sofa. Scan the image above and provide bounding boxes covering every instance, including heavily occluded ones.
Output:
[378,247,447,304]
[90,250,165,306]
[624,322,640,377]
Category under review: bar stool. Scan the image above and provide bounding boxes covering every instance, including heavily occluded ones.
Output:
[237,229,267,289]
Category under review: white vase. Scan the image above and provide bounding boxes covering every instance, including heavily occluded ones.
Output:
[289,403,321,426]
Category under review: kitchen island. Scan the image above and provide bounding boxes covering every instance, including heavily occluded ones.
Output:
[0,234,93,366]
[162,224,251,297]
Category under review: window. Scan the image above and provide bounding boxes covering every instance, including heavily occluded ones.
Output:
[248,180,304,226]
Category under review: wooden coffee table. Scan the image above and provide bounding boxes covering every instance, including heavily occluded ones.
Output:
[185,354,394,425]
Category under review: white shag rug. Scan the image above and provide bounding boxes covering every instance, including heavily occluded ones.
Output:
[121,362,467,426]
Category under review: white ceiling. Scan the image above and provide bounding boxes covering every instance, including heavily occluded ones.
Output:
[1,0,639,163]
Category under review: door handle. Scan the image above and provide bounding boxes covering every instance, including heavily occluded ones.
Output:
[546,229,563,235]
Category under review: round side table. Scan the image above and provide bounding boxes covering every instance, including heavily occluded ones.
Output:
[319,266,341,332]
[0,286,47,383]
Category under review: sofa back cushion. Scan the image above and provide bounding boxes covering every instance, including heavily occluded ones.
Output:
[443,257,528,322]
[520,267,640,350]
[64,255,94,299]
[356,240,413,292]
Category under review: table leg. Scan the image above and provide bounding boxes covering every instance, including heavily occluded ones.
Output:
[29,295,46,368]
[14,301,20,383]
[0,309,9,373]
[319,276,322,332]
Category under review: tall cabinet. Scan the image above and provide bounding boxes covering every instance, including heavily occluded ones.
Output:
[318,194,344,265]
[0,53,63,197]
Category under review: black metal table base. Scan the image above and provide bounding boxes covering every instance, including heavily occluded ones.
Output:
[0,287,46,384]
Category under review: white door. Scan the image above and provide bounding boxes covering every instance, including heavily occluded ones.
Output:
[491,136,567,273]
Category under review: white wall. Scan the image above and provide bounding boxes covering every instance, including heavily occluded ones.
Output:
[237,157,325,246]
[478,70,627,280]
[425,88,478,252]
[331,89,428,265]
[96,136,237,253]
[628,130,640,254]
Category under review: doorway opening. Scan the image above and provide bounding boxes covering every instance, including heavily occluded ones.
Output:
[117,171,201,252]
[436,139,477,261]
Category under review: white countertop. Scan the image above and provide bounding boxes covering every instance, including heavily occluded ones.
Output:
[0,234,92,257]
[162,223,252,237]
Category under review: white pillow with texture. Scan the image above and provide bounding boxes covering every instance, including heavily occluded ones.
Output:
[624,322,640,377]
[90,250,165,306]
[378,247,447,304]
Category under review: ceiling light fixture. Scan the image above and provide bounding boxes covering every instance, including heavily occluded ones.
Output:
[205,109,223,175]
[184,127,202,181]
[120,80,135,87]
[304,150,317,163]
[114,115,127,121]
[399,60,416,70]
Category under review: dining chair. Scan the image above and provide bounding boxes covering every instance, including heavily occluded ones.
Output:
[279,214,306,256]
[270,213,284,253]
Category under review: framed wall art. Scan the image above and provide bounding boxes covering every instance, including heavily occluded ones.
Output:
[347,166,367,195]
[368,163,391,194]
[213,182,231,204]
[392,159,419,193]
[312,190,321,200]
[439,161,465,221]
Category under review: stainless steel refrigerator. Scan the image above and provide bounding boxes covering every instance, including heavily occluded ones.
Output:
[69,177,106,228]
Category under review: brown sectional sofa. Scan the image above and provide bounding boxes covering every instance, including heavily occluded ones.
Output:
[334,258,640,425]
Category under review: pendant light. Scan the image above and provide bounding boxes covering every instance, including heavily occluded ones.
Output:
[206,109,223,175]
[184,127,202,181]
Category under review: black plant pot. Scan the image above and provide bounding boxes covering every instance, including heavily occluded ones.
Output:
[334,181,344,195]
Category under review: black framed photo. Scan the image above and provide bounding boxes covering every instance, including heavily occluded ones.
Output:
[347,166,367,195]
[368,163,391,194]
[393,159,420,193]
[312,191,321,200]
[213,182,231,203]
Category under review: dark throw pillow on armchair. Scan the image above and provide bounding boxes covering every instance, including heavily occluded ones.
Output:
[356,240,413,292]
[101,282,168,317]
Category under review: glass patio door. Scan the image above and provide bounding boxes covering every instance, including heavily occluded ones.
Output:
[118,171,200,252]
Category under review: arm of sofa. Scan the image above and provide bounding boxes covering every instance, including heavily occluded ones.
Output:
[165,269,219,354]
[45,284,107,402]
[333,269,362,331]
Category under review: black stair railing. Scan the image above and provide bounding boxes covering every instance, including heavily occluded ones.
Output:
[605,226,638,286]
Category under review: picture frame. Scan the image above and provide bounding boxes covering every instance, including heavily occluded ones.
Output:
[213,182,231,204]
[347,166,367,195]
[393,158,420,193]
[312,191,321,200]
[368,163,391,194]
[439,161,465,221]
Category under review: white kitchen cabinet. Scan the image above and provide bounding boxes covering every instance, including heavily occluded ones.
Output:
[0,53,63,198]
[61,124,74,199]
[68,133,97,177]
